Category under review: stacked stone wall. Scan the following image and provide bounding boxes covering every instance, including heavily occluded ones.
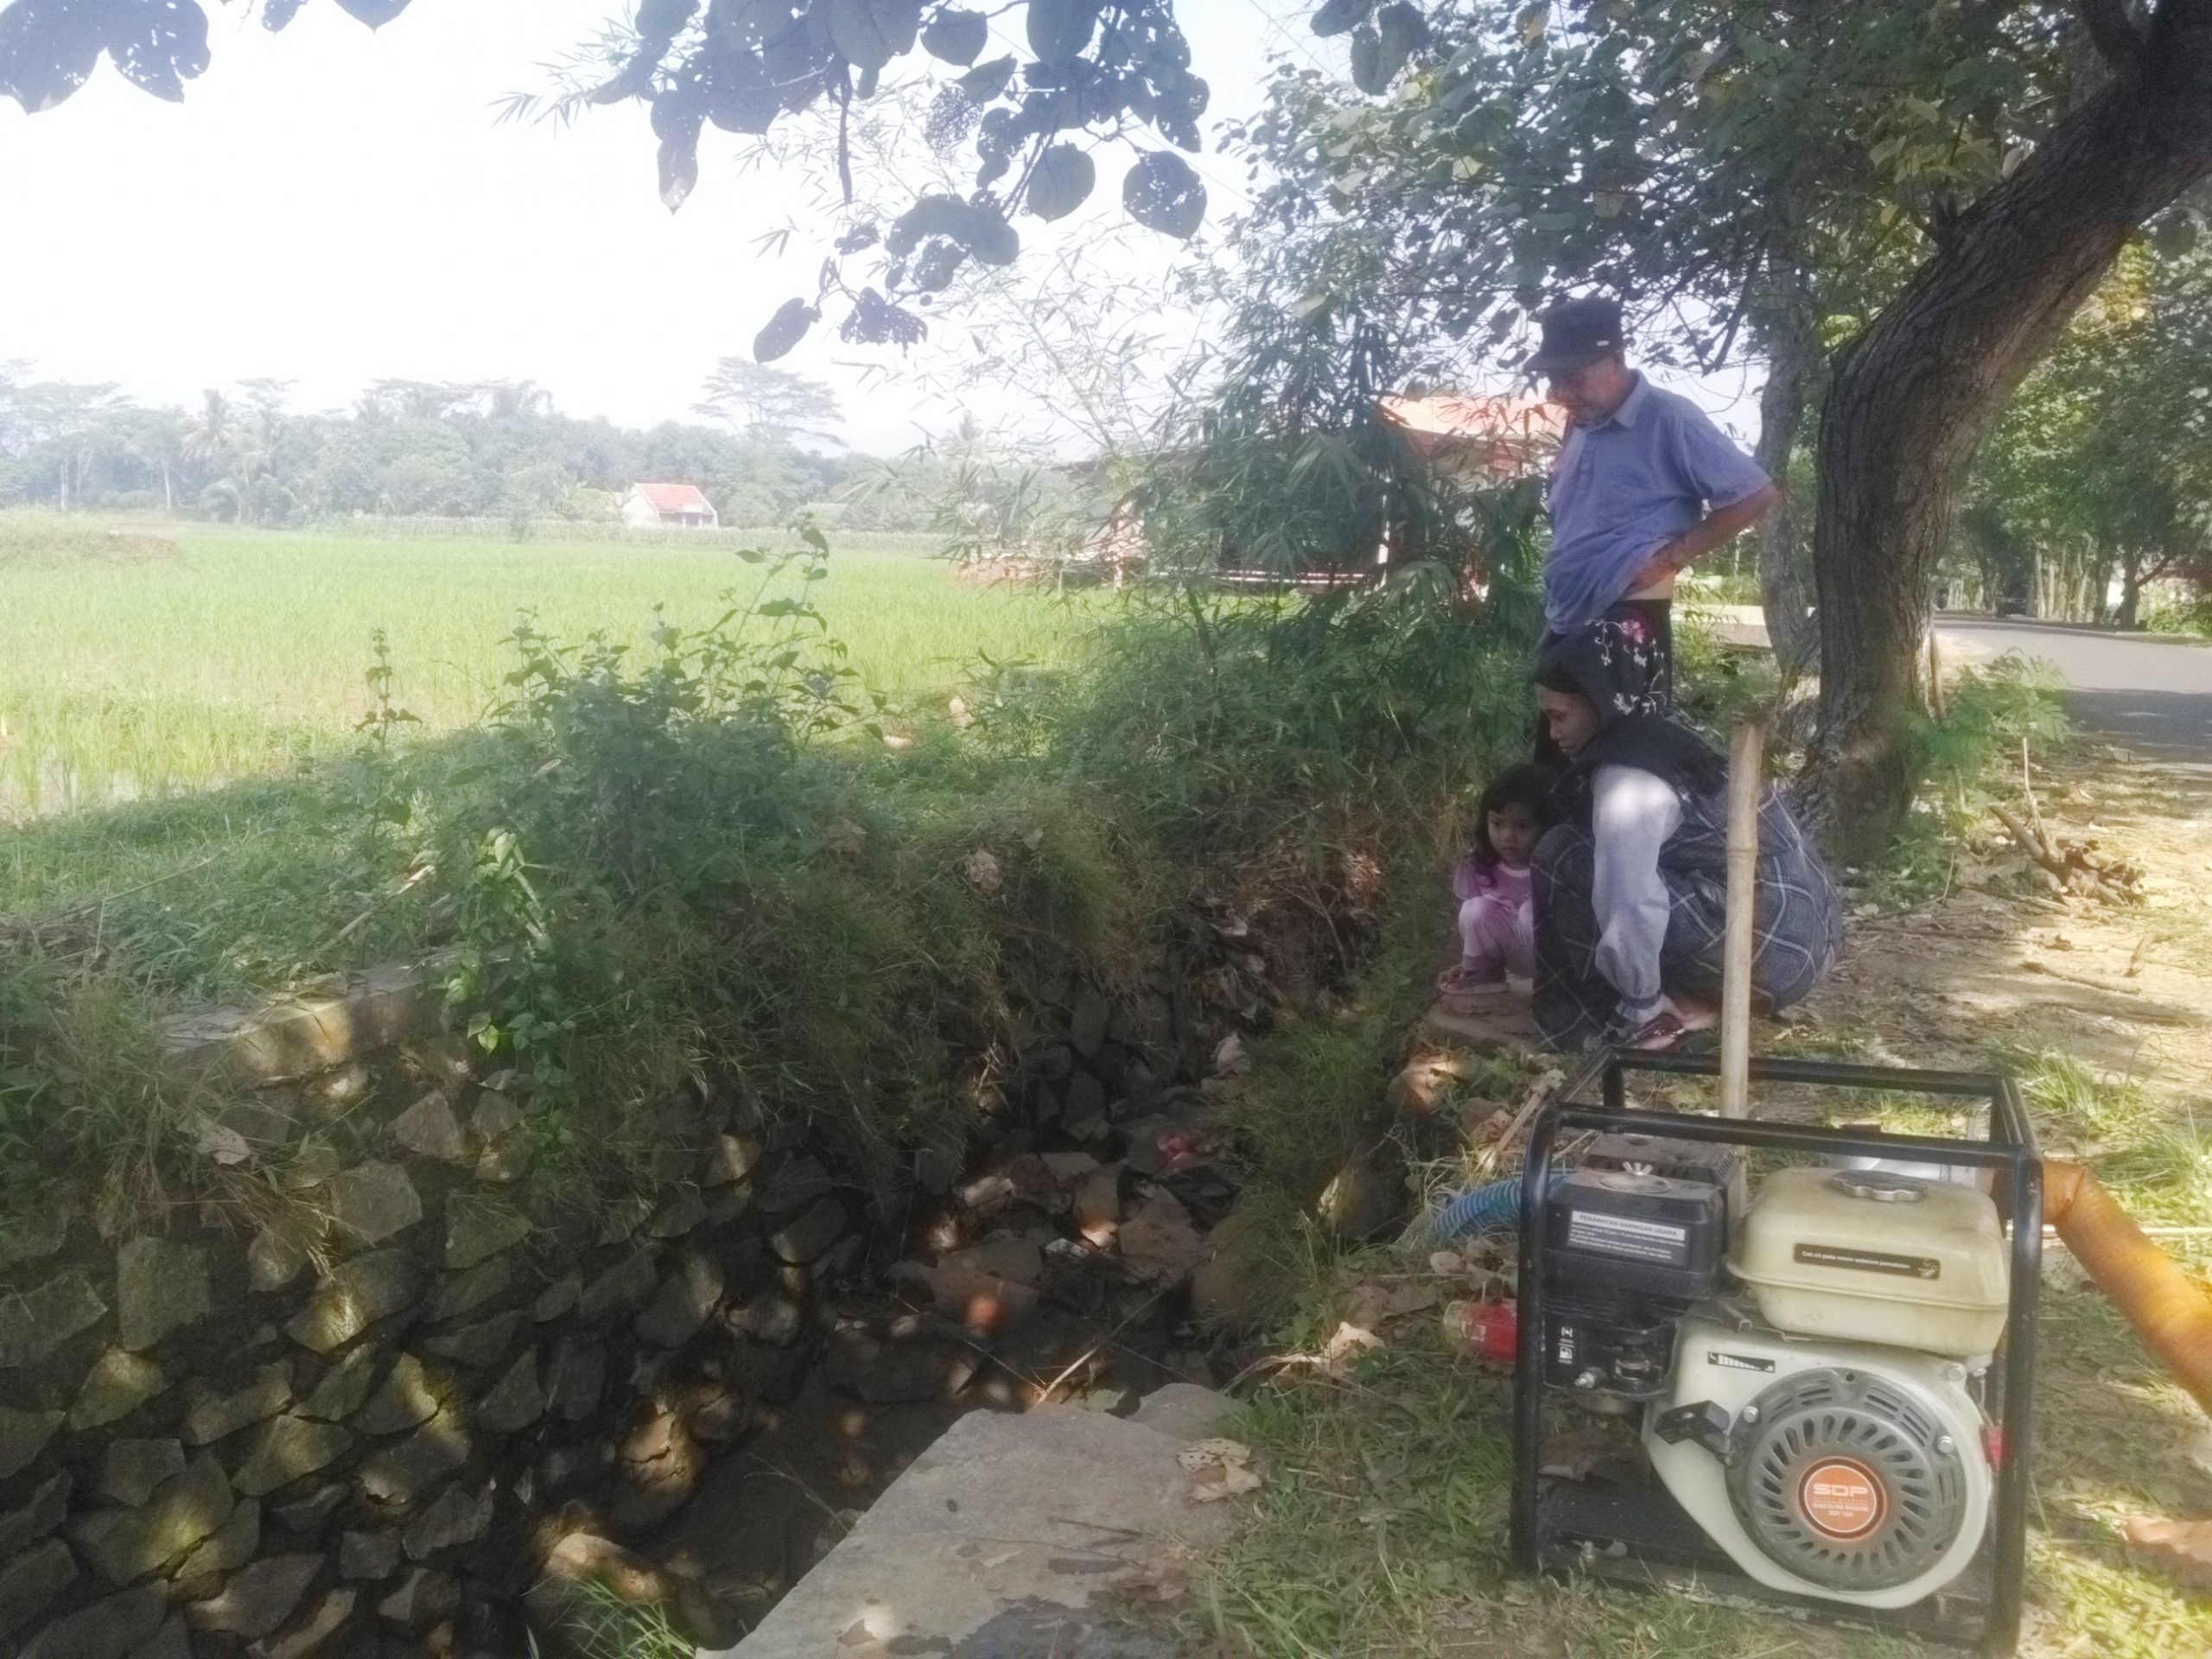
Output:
[0,939,1243,1658]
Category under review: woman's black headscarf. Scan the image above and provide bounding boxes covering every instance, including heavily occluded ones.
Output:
[1535,615,1727,812]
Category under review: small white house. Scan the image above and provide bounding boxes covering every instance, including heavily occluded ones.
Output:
[621,481,719,530]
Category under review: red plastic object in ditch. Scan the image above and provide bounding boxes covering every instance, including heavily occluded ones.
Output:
[1448,1298,1518,1366]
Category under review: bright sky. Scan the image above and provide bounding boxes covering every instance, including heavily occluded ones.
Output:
[0,0,1761,455]
[0,0,1329,453]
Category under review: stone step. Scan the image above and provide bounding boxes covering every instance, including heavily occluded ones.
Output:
[712,1386,1232,1659]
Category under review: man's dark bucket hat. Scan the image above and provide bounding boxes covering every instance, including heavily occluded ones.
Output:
[1525,296,1625,374]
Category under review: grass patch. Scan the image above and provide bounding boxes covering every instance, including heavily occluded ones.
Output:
[0,515,1090,817]
[1186,1308,1909,1657]
[2011,1048,2212,1227]
[541,1579,693,1659]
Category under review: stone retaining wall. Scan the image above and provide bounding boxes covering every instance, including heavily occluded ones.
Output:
[0,941,1238,1658]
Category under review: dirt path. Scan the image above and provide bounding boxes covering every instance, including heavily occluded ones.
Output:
[1812,749,2212,1092]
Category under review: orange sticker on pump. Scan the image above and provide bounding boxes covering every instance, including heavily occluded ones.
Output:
[1798,1459,1885,1539]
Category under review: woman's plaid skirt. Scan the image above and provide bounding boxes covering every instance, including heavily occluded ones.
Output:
[1532,784,1844,1052]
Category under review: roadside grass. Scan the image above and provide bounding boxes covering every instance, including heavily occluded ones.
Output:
[0,517,1090,816]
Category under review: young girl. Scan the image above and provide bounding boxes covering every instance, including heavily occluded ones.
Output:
[1438,765,1554,1001]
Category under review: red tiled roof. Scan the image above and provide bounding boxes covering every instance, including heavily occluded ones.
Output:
[633,481,715,514]
[1378,392,1564,449]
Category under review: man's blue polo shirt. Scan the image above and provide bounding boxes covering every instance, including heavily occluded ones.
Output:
[1543,374,1770,632]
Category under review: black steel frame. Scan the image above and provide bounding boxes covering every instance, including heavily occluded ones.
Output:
[1510,1051,2041,1657]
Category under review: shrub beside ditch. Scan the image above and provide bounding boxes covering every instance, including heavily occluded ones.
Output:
[0,543,1542,1229]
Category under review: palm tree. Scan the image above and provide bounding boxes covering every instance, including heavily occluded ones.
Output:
[181,389,234,467]
[480,379,553,421]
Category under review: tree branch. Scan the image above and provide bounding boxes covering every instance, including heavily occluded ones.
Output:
[2082,0,2146,72]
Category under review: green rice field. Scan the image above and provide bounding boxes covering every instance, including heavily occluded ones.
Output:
[0,516,1093,818]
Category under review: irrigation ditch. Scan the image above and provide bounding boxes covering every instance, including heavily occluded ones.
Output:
[0,861,1377,1658]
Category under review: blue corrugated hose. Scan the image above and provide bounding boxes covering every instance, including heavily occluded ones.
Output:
[1404,1171,1565,1252]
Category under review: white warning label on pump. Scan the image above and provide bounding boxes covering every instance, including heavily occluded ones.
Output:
[1564,1208,1689,1265]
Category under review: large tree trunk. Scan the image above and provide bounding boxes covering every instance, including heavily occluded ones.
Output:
[1749,276,1823,680]
[1806,2,2212,861]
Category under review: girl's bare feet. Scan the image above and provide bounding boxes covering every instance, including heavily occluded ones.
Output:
[1436,963,1508,1001]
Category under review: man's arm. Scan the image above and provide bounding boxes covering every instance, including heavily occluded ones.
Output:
[1628,480,1781,593]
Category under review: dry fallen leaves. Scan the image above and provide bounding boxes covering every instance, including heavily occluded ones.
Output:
[1319,1320,1385,1376]
[191,1113,251,1166]
[1179,1438,1263,1502]
[1344,1280,1441,1331]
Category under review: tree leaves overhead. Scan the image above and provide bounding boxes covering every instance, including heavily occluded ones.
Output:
[327,0,412,25]
[1,0,207,111]
[825,0,919,73]
[1123,150,1205,238]
[1310,0,1370,37]
[1026,142,1096,219]
[5,0,1215,352]
[1346,3,1423,96]
[921,5,986,65]
[754,298,821,363]
[887,193,1019,264]
[956,52,1015,100]
[1026,0,1099,64]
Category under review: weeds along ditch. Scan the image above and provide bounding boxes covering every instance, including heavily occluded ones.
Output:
[0,540,1541,1232]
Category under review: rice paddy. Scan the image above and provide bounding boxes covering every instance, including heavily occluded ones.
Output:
[0,515,1094,818]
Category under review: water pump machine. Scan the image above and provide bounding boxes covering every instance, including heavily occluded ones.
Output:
[1511,1052,2041,1656]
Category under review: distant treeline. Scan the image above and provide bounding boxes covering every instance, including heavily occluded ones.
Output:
[0,371,1096,538]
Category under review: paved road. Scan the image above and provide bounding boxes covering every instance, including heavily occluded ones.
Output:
[1941,615,2212,763]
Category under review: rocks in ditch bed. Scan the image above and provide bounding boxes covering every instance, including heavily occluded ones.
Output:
[70,1452,234,1586]
[114,1238,211,1353]
[0,1538,76,1641]
[376,1565,460,1633]
[636,1251,724,1348]
[183,1363,293,1446]
[18,1582,168,1659]
[613,1403,703,1530]
[769,1197,846,1266]
[823,1326,980,1406]
[187,1552,322,1639]
[0,1471,71,1559]
[324,1161,423,1246]
[286,1250,423,1354]
[98,1439,186,1506]
[403,1483,494,1560]
[232,1414,353,1498]
[0,1270,107,1370]
[70,1351,169,1431]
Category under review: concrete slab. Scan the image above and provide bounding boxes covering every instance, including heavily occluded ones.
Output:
[715,1390,1235,1659]
[1125,1382,1229,1446]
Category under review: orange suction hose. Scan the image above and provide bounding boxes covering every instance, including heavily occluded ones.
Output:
[2044,1159,2212,1415]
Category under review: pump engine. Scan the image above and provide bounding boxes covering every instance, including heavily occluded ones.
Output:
[1541,1135,2011,1610]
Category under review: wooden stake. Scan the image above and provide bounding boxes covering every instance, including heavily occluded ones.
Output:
[1719,722,1764,1120]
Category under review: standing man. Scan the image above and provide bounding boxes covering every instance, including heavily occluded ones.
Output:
[1526,296,1780,709]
